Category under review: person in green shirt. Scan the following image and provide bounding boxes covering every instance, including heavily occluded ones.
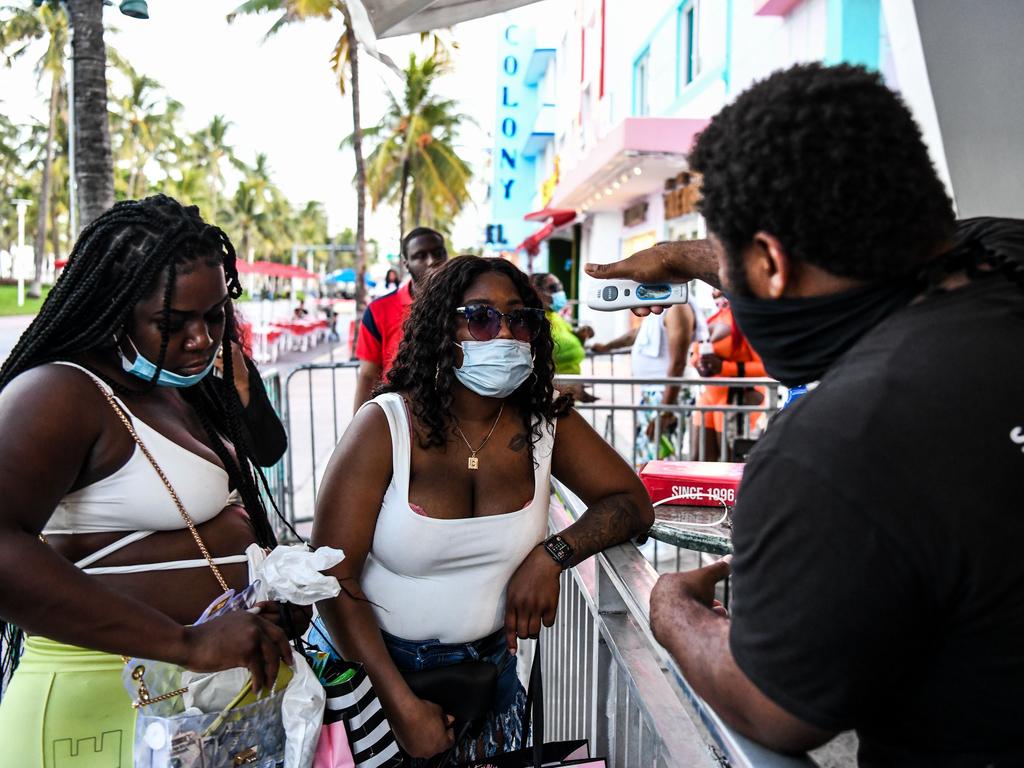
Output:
[529,273,593,374]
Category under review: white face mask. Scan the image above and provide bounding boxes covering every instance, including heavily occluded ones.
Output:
[453,339,534,398]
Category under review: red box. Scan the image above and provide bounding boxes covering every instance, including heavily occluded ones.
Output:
[640,461,745,507]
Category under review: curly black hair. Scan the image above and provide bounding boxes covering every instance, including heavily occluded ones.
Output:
[689,63,956,285]
[380,256,572,455]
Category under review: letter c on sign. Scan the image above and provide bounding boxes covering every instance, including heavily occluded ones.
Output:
[504,25,519,44]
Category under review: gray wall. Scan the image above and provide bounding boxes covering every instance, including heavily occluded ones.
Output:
[914,0,1024,218]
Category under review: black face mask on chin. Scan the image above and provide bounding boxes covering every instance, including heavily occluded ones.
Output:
[723,278,921,388]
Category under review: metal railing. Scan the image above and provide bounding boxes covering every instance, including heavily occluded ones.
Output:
[555,373,782,467]
[257,369,289,537]
[281,361,361,531]
[269,362,784,536]
[545,480,818,768]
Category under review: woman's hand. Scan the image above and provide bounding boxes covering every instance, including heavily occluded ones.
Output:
[505,545,561,653]
[254,600,314,639]
[214,341,252,407]
[182,609,293,695]
[393,697,455,759]
[575,325,595,342]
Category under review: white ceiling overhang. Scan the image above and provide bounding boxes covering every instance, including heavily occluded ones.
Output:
[357,0,543,38]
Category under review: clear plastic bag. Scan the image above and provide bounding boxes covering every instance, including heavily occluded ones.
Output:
[132,686,286,768]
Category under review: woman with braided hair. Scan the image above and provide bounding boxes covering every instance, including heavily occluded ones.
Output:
[0,195,300,767]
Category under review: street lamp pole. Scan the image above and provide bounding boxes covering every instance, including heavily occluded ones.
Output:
[13,198,31,307]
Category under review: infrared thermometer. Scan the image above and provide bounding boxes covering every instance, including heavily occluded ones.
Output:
[586,280,689,311]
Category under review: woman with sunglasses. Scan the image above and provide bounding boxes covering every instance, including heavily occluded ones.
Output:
[312,256,654,763]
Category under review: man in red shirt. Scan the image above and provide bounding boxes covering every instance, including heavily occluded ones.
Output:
[352,227,448,410]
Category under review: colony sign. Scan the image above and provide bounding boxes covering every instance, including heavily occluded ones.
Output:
[487,22,537,251]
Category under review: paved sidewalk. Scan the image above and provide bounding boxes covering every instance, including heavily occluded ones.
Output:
[0,315,33,364]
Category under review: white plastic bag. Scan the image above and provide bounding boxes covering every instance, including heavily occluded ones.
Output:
[255,544,345,604]
[280,653,326,768]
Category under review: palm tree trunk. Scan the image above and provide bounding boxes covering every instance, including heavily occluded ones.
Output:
[342,5,368,353]
[398,157,409,244]
[29,71,60,299]
[69,0,114,227]
[50,197,61,269]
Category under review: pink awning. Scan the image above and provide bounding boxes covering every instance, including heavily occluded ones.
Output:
[549,117,709,212]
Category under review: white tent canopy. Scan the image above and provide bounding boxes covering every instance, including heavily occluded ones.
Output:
[358,0,542,38]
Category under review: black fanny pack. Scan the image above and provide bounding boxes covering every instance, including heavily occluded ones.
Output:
[403,660,499,767]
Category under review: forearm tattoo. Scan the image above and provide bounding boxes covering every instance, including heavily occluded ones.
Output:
[564,493,646,568]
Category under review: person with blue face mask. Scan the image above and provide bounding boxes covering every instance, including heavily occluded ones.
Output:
[312,256,654,765]
[528,273,594,375]
[0,195,304,768]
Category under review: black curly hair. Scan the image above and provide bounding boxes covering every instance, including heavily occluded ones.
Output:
[380,256,571,455]
[0,195,285,693]
[689,63,956,289]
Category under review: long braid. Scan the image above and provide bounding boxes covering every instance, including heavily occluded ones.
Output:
[0,194,282,694]
[152,259,177,387]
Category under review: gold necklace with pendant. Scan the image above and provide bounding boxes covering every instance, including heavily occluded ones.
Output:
[452,403,504,470]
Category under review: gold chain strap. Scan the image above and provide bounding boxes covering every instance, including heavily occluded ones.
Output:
[95,384,230,593]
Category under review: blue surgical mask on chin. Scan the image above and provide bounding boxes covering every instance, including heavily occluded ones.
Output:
[453,339,534,399]
[118,336,216,388]
[549,290,568,312]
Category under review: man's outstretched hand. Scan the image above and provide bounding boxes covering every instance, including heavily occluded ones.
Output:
[584,239,722,315]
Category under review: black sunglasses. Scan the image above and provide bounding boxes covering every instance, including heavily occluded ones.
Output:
[454,305,546,342]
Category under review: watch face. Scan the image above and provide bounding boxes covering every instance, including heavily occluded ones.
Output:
[545,535,572,563]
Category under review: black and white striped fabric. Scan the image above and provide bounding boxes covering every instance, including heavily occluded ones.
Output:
[323,663,403,768]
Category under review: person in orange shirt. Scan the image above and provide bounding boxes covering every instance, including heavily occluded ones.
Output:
[691,292,766,461]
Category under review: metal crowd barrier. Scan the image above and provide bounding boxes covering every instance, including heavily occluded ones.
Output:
[546,480,819,768]
[268,362,784,536]
[280,361,361,533]
[554,374,782,468]
[257,368,289,537]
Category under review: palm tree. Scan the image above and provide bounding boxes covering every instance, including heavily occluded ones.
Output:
[0,111,28,263]
[108,54,183,199]
[190,114,238,221]
[227,0,370,320]
[67,0,115,227]
[221,154,282,264]
[358,52,473,245]
[1,1,68,296]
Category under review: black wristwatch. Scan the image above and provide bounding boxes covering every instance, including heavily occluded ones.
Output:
[543,534,574,569]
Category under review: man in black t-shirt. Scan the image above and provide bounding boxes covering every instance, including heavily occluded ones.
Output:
[587,64,1024,766]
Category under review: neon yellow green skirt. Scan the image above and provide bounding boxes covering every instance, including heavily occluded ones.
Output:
[0,635,134,768]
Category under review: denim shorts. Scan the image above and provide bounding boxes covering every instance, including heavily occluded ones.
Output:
[309,618,526,762]
[379,627,521,717]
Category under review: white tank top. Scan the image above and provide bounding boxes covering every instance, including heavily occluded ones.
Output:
[40,362,246,576]
[360,393,555,644]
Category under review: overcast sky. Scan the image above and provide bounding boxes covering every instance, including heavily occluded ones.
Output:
[0,1,503,256]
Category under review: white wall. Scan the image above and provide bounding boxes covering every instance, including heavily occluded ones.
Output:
[578,211,633,341]
[728,0,827,96]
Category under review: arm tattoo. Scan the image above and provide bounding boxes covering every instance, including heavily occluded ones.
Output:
[562,493,646,568]
[508,433,528,452]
